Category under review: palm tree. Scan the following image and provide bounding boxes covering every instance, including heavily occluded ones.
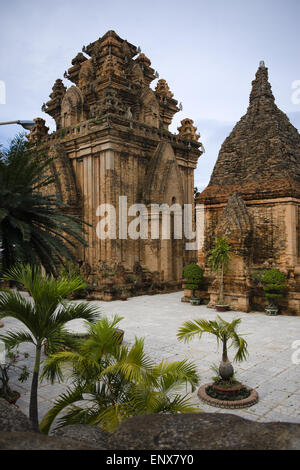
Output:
[177,316,248,381]
[0,264,100,431]
[208,236,231,305]
[40,315,200,435]
[0,134,87,276]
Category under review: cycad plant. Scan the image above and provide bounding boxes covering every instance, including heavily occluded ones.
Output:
[0,264,100,431]
[40,315,200,435]
[0,134,87,276]
[177,316,248,381]
[208,237,231,306]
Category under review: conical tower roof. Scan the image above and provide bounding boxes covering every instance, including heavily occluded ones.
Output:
[199,62,300,203]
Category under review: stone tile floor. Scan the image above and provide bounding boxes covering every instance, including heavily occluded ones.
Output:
[2,291,300,426]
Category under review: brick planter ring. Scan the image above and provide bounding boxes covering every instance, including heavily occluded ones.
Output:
[198,383,259,409]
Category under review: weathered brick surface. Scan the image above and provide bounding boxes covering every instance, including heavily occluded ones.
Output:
[197,63,300,314]
[28,30,204,297]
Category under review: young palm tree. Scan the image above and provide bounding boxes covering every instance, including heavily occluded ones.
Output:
[0,134,87,276]
[208,237,231,305]
[0,264,100,431]
[177,316,248,381]
[40,315,200,435]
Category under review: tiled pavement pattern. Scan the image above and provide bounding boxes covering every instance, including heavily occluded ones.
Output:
[2,292,300,425]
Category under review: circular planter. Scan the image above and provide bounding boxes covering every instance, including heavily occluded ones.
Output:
[198,383,259,409]
[120,297,128,301]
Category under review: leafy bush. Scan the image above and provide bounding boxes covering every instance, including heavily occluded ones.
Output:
[262,269,287,305]
[251,270,266,285]
[183,264,204,291]
[40,316,200,434]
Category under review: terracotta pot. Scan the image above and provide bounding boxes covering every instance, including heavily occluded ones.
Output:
[7,391,21,405]
[212,382,242,393]
[216,305,229,312]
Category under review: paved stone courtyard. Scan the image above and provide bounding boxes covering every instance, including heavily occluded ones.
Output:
[2,292,300,426]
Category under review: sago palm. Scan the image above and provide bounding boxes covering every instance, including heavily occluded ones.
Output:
[40,315,200,435]
[177,316,248,381]
[0,134,87,276]
[0,264,100,431]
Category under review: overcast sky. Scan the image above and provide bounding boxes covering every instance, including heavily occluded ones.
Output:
[1,0,299,190]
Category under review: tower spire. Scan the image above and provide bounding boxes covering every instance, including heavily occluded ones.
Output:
[249,61,275,105]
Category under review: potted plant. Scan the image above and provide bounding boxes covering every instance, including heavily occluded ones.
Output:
[106,278,114,288]
[183,263,204,304]
[262,269,287,315]
[190,296,202,306]
[208,236,231,312]
[0,345,29,404]
[120,288,128,301]
[177,315,248,381]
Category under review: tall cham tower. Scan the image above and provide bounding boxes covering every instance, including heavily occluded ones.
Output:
[28,31,203,299]
[197,61,300,315]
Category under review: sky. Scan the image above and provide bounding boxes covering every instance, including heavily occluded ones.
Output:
[0,0,299,191]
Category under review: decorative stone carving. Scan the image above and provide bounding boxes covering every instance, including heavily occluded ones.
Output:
[215,193,253,257]
[155,79,173,99]
[78,59,94,87]
[61,86,85,127]
[27,118,49,143]
[136,53,151,68]
[178,118,200,142]
[99,54,125,80]
[140,88,159,127]
[130,62,145,86]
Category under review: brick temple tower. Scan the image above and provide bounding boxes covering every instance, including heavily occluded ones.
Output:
[29,31,203,298]
[197,61,300,315]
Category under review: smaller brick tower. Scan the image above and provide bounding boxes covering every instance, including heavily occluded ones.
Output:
[197,61,300,314]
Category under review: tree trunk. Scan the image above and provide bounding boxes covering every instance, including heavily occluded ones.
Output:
[0,365,12,398]
[219,337,234,380]
[222,338,228,363]
[29,343,41,432]
[219,264,224,304]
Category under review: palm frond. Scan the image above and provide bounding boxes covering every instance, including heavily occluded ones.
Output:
[0,330,35,349]
[39,386,84,434]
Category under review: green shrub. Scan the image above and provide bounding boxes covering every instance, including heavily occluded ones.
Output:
[262,269,287,305]
[183,264,204,291]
